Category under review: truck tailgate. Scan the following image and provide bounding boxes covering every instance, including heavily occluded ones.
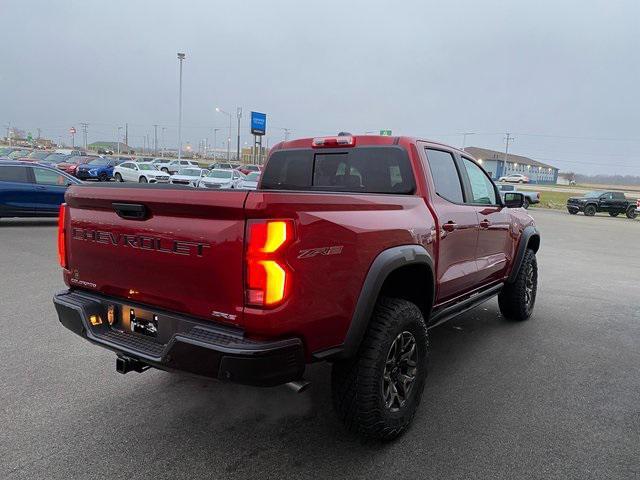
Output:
[63,185,248,325]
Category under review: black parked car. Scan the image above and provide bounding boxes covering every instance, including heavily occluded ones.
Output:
[567,191,638,218]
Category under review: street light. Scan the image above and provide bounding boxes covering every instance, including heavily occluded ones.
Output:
[236,107,242,164]
[216,107,232,161]
[177,52,186,159]
[213,128,220,160]
[117,126,123,155]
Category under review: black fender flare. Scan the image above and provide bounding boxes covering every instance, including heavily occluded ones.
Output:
[507,225,540,283]
[317,245,434,361]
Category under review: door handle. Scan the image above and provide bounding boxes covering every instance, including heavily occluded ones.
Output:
[442,221,457,232]
[480,219,490,229]
[35,185,47,190]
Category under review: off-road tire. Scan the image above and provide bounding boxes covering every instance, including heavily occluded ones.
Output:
[609,211,619,217]
[523,198,530,209]
[626,206,638,219]
[114,173,123,182]
[331,297,428,441]
[499,249,538,321]
[568,209,577,215]
[584,204,596,216]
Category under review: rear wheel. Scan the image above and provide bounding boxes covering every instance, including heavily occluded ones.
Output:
[139,176,148,183]
[499,249,538,321]
[609,211,619,217]
[332,297,428,441]
[568,208,577,215]
[626,206,638,219]
[522,198,530,209]
[98,173,109,182]
[161,167,169,173]
[114,173,123,182]
[584,204,596,216]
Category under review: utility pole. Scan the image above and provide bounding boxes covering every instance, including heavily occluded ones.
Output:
[213,128,220,160]
[283,128,291,142]
[80,122,89,149]
[504,132,513,164]
[117,127,123,155]
[236,107,242,163]
[5,124,11,146]
[146,133,150,155]
[153,124,159,156]
[161,127,166,157]
[125,123,128,150]
[177,52,186,159]
[37,128,41,140]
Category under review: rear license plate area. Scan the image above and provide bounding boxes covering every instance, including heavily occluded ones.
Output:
[128,307,158,337]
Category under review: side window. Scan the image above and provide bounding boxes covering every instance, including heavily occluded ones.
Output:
[34,168,68,186]
[0,166,30,183]
[424,149,464,203]
[462,158,497,205]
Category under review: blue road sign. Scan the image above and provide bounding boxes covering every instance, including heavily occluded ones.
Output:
[251,111,267,136]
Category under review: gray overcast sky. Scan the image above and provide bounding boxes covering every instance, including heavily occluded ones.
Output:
[1,0,639,174]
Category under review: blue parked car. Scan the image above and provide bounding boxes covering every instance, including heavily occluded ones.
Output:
[0,161,81,218]
[75,157,121,181]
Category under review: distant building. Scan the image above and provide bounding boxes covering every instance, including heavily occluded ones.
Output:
[464,146,559,184]
[556,172,575,185]
[88,141,133,153]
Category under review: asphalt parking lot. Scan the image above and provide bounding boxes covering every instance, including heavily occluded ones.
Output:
[1,209,638,480]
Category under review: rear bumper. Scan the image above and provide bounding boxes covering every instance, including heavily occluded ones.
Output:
[53,290,305,386]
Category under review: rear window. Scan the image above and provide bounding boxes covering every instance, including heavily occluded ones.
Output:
[261,146,415,194]
[0,165,30,183]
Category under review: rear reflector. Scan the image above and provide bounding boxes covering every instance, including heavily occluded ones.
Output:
[312,136,356,148]
[58,203,67,268]
[246,219,294,307]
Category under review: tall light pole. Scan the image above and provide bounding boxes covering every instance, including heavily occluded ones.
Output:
[213,128,220,160]
[177,52,186,159]
[161,127,166,157]
[117,126,123,155]
[236,107,242,163]
[216,107,232,161]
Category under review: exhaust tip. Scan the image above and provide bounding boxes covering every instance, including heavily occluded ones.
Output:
[286,380,311,393]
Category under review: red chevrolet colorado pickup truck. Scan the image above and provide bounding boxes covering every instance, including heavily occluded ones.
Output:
[54,135,540,440]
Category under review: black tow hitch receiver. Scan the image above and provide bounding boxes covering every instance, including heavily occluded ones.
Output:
[116,356,150,374]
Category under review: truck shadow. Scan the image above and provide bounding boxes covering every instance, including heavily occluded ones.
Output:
[0,219,57,227]
[60,299,531,478]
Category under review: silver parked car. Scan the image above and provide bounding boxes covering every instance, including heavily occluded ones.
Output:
[198,169,244,189]
[170,168,210,187]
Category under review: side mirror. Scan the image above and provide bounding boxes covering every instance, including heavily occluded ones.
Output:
[503,192,525,208]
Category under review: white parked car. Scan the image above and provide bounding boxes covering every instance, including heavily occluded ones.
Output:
[170,168,210,187]
[198,169,244,189]
[498,173,530,183]
[152,158,173,170]
[113,161,171,183]
[164,159,200,174]
[239,171,260,190]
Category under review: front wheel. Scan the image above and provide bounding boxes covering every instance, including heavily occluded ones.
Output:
[499,249,538,321]
[139,176,148,183]
[567,208,577,215]
[332,297,428,441]
[523,198,530,209]
[626,206,638,219]
[98,173,109,182]
[114,173,123,182]
[584,204,596,216]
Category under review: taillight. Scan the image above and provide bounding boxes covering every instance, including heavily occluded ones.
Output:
[245,220,294,307]
[312,135,356,148]
[58,203,68,268]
